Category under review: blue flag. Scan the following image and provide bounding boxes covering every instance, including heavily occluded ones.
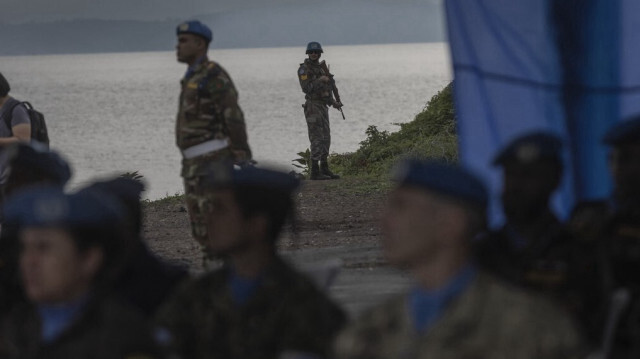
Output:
[445,0,640,224]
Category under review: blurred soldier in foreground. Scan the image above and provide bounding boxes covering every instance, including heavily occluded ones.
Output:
[569,116,640,358]
[298,41,342,180]
[0,142,71,199]
[78,177,188,318]
[0,187,162,358]
[335,159,584,359]
[473,132,603,343]
[156,165,346,358]
[0,143,71,317]
[175,20,252,247]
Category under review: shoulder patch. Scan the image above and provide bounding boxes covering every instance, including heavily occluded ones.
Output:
[298,67,306,75]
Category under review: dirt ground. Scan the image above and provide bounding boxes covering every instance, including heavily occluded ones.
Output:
[141,176,389,271]
[142,177,410,316]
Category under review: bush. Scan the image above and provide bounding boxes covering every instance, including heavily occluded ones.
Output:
[329,82,457,178]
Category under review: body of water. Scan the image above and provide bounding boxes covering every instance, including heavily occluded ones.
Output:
[0,42,451,199]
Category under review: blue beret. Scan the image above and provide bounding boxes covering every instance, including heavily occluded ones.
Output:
[493,131,563,166]
[2,143,71,185]
[203,164,299,194]
[4,186,123,229]
[603,116,640,145]
[392,159,488,208]
[176,20,212,43]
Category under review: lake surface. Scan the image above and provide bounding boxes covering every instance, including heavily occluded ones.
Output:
[0,43,451,199]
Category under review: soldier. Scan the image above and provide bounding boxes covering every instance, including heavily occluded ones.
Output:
[569,116,640,358]
[334,159,585,359]
[77,178,188,318]
[473,131,603,343]
[0,143,72,318]
[175,20,252,247]
[155,165,346,359]
[0,187,162,358]
[0,142,71,198]
[298,41,342,180]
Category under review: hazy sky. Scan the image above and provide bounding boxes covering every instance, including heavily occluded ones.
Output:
[2,0,442,23]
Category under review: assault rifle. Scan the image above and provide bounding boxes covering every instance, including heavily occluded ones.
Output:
[319,60,346,120]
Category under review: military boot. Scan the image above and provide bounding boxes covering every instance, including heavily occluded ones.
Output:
[310,161,331,180]
[320,157,340,179]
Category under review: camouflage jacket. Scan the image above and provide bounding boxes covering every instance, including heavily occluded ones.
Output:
[298,59,334,104]
[334,272,585,359]
[569,201,640,357]
[156,256,346,359]
[176,58,251,161]
[0,295,162,359]
[473,213,605,343]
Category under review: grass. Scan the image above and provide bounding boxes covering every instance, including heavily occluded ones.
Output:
[329,82,457,179]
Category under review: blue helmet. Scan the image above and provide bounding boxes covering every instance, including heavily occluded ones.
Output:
[176,20,213,43]
[306,42,323,54]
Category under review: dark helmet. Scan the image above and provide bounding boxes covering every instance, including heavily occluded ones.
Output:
[306,42,323,54]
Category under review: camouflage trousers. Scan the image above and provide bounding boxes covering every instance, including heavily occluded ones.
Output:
[304,100,331,161]
[181,148,233,247]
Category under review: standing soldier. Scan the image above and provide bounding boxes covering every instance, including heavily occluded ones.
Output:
[473,131,604,345]
[335,159,585,359]
[175,20,252,247]
[298,41,342,180]
[156,165,346,358]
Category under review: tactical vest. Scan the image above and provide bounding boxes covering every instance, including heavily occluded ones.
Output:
[299,60,332,102]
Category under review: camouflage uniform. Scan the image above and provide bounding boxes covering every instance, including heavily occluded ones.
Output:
[569,201,640,358]
[177,57,251,245]
[156,257,346,359]
[473,212,605,344]
[298,58,335,162]
[0,295,162,359]
[334,272,585,359]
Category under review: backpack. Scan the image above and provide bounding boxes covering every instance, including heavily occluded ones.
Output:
[2,99,49,149]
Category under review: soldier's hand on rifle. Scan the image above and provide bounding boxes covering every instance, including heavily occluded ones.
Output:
[319,76,331,83]
[333,101,343,109]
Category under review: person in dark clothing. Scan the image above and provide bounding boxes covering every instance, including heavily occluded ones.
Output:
[474,131,604,345]
[78,177,188,318]
[0,187,162,358]
[156,164,346,359]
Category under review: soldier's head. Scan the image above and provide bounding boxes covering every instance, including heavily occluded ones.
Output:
[493,131,563,224]
[306,41,323,61]
[603,116,640,208]
[381,159,487,269]
[200,164,299,255]
[175,20,212,65]
[0,142,71,198]
[0,72,10,98]
[3,187,125,304]
[77,176,145,245]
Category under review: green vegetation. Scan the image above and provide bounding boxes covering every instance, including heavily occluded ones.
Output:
[329,82,457,179]
[143,192,184,206]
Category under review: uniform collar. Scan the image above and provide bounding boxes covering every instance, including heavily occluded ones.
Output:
[184,56,209,80]
[409,264,477,333]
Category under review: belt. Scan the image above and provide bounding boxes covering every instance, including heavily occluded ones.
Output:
[181,138,229,159]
